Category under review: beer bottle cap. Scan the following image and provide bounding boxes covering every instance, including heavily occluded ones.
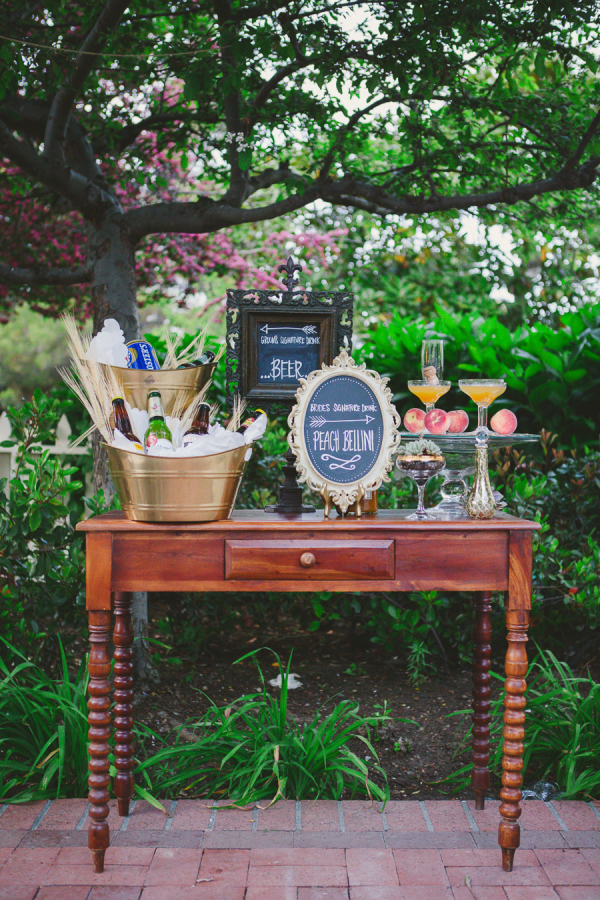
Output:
[148,390,161,397]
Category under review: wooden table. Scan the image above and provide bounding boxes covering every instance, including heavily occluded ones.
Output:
[77,509,540,874]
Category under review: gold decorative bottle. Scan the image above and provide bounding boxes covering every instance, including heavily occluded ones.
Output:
[466,435,496,519]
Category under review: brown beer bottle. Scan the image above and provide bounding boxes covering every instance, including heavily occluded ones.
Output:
[112,397,143,450]
[182,402,211,446]
[236,409,266,434]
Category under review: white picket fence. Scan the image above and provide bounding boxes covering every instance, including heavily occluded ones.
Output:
[0,411,90,496]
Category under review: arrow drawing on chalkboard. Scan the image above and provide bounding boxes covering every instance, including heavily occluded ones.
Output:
[309,415,375,427]
[260,324,317,335]
[321,454,361,471]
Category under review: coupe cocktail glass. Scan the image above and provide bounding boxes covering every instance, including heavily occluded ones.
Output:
[458,379,506,433]
[396,453,446,520]
[408,380,451,414]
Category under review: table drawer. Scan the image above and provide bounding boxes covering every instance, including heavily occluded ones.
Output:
[225,539,395,581]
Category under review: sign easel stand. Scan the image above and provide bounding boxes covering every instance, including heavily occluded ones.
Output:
[265,445,315,514]
[265,261,316,514]
[226,256,353,516]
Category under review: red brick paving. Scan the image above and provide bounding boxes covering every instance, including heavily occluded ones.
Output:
[0,799,599,898]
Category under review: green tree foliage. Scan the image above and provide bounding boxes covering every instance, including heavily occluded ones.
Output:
[1,0,600,332]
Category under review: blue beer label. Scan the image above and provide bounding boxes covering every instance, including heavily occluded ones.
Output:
[126,340,160,370]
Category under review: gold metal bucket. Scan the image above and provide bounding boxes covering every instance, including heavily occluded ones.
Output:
[105,442,250,522]
[104,362,216,415]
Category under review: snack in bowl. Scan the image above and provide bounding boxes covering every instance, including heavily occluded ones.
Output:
[396,438,445,477]
[396,438,446,520]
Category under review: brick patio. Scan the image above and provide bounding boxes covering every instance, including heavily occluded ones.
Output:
[1,798,600,899]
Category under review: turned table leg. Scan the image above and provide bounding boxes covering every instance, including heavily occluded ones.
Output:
[498,608,529,871]
[88,610,112,874]
[472,591,492,810]
[113,592,135,817]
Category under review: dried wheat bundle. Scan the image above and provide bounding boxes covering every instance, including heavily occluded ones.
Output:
[62,313,92,361]
[209,401,220,422]
[174,382,211,432]
[172,321,209,368]
[163,329,184,369]
[226,395,247,432]
[59,314,115,445]
[161,320,226,370]
[58,363,113,444]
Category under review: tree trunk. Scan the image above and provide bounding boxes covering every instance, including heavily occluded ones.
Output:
[88,212,158,686]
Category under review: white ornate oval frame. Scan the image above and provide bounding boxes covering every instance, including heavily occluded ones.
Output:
[288,350,401,515]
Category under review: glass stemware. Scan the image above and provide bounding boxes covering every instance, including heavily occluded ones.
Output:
[458,379,506,433]
[396,454,445,520]
[407,379,451,414]
[421,339,444,381]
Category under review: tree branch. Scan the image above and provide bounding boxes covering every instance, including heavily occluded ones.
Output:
[248,58,322,128]
[1,97,100,181]
[44,0,130,164]
[319,96,401,179]
[0,262,92,286]
[214,0,247,207]
[558,107,600,176]
[247,164,308,195]
[0,120,119,223]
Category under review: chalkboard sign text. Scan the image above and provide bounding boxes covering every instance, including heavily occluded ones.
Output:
[303,374,384,485]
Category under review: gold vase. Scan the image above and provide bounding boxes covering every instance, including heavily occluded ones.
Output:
[466,440,496,519]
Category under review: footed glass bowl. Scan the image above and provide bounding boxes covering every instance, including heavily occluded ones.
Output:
[398,432,539,517]
[396,454,446,520]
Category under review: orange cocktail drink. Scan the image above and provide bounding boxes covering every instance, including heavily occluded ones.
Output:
[458,379,506,432]
[408,380,451,413]
[459,383,506,406]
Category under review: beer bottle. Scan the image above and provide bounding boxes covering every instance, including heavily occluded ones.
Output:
[236,409,266,434]
[112,397,143,450]
[176,349,216,369]
[182,402,211,447]
[193,349,216,366]
[144,391,174,451]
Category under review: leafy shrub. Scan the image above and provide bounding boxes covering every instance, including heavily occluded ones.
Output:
[0,638,89,801]
[135,650,391,804]
[0,390,87,661]
[358,303,600,446]
[448,649,600,800]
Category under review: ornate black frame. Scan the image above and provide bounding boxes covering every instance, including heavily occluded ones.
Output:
[226,258,353,413]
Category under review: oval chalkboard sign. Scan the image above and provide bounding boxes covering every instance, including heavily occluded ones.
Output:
[289,350,401,515]
[303,375,384,485]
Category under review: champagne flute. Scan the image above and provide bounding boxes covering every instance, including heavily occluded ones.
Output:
[421,339,444,382]
[458,379,506,433]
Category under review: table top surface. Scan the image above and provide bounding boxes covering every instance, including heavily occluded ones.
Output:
[77,509,541,534]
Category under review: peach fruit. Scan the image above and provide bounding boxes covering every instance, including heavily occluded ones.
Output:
[490,409,517,435]
[424,409,450,434]
[404,408,426,433]
[447,409,469,433]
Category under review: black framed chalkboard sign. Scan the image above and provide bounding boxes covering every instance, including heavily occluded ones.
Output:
[225,257,353,411]
[288,350,401,516]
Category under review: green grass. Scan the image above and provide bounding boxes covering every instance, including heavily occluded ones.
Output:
[135,649,392,805]
[447,648,600,800]
[0,638,89,801]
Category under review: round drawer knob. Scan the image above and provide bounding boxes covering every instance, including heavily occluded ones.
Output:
[300,552,316,568]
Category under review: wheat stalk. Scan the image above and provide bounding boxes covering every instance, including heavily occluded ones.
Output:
[163,328,183,369]
[59,315,119,444]
[226,395,247,432]
[177,384,212,435]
